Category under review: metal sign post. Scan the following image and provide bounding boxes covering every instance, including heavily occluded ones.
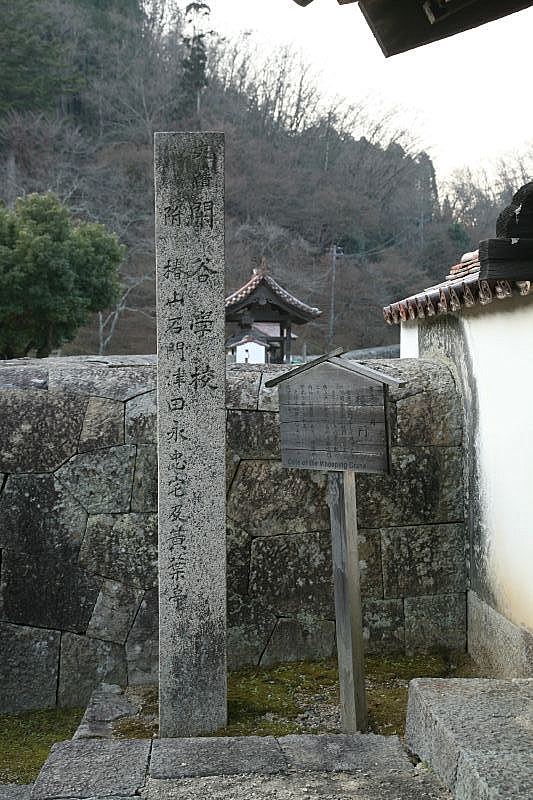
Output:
[266,350,403,733]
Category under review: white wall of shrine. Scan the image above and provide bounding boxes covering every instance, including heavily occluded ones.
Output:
[403,295,533,650]
[461,300,533,632]
[399,321,419,358]
[234,341,267,364]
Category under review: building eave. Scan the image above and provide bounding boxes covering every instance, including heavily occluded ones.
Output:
[225,273,322,323]
[383,270,533,326]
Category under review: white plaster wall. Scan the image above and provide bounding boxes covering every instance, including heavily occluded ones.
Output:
[400,321,420,358]
[462,299,533,632]
[235,342,266,364]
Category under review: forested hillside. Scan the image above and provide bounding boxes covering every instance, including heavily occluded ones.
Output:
[1,0,530,354]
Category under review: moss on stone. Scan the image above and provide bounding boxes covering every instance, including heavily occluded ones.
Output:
[113,715,158,740]
[219,652,483,738]
[0,651,484,782]
[229,659,338,719]
[218,659,340,737]
[124,684,159,716]
[0,707,83,784]
[364,652,486,737]
[113,685,159,739]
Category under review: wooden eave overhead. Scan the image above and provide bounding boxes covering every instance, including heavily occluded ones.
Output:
[359,0,533,57]
[292,0,533,56]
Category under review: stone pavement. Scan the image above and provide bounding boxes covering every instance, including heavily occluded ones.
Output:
[0,787,31,800]
[406,678,533,799]
[29,734,451,800]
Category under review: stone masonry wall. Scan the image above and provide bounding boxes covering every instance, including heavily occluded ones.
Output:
[0,356,466,713]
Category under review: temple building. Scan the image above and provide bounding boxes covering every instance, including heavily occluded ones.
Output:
[225,260,322,364]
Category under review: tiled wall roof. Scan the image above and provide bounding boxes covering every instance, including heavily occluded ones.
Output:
[383,257,532,326]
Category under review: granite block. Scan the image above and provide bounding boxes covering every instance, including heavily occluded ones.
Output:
[80,513,157,589]
[0,623,59,713]
[226,366,261,410]
[31,739,151,799]
[363,599,405,655]
[125,390,157,444]
[131,445,157,512]
[468,590,533,678]
[381,524,466,598]
[228,461,329,537]
[79,398,124,452]
[356,447,464,528]
[125,589,158,685]
[278,733,409,773]
[150,737,286,778]
[86,581,144,645]
[58,633,127,707]
[48,365,156,401]
[406,677,533,794]
[405,594,466,653]
[260,618,336,667]
[227,594,277,670]
[55,446,136,514]
[249,531,334,617]
[0,390,87,473]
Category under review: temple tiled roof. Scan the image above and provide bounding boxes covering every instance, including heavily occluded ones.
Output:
[383,252,532,326]
[225,265,322,319]
[384,184,533,325]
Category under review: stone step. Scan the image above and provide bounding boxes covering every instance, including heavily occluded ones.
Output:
[150,733,409,779]
[30,739,152,800]
[0,786,32,800]
[73,684,138,740]
[406,678,533,799]
[30,734,451,800]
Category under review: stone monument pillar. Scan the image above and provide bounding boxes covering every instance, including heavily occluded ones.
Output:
[154,132,226,737]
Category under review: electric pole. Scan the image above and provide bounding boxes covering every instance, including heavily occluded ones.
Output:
[327,244,343,350]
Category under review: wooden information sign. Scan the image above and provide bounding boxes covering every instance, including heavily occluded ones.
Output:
[266,349,403,733]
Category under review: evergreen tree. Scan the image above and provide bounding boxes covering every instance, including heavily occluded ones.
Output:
[181,3,211,118]
[0,0,77,115]
[0,194,122,358]
[73,0,143,17]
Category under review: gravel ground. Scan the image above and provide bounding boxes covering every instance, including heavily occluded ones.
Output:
[142,767,452,800]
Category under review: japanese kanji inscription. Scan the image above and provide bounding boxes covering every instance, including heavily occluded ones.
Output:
[277,362,390,475]
[155,132,226,737]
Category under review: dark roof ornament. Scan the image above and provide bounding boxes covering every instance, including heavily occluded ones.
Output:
[478,184,533,281]
[252,256,269,277]
[496,182,533,240]
[383,181,533,324]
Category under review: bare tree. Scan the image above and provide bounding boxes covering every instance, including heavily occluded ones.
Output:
[98,275,155,355]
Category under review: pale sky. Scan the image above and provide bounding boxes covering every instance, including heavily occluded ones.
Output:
[210,0,533,183]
